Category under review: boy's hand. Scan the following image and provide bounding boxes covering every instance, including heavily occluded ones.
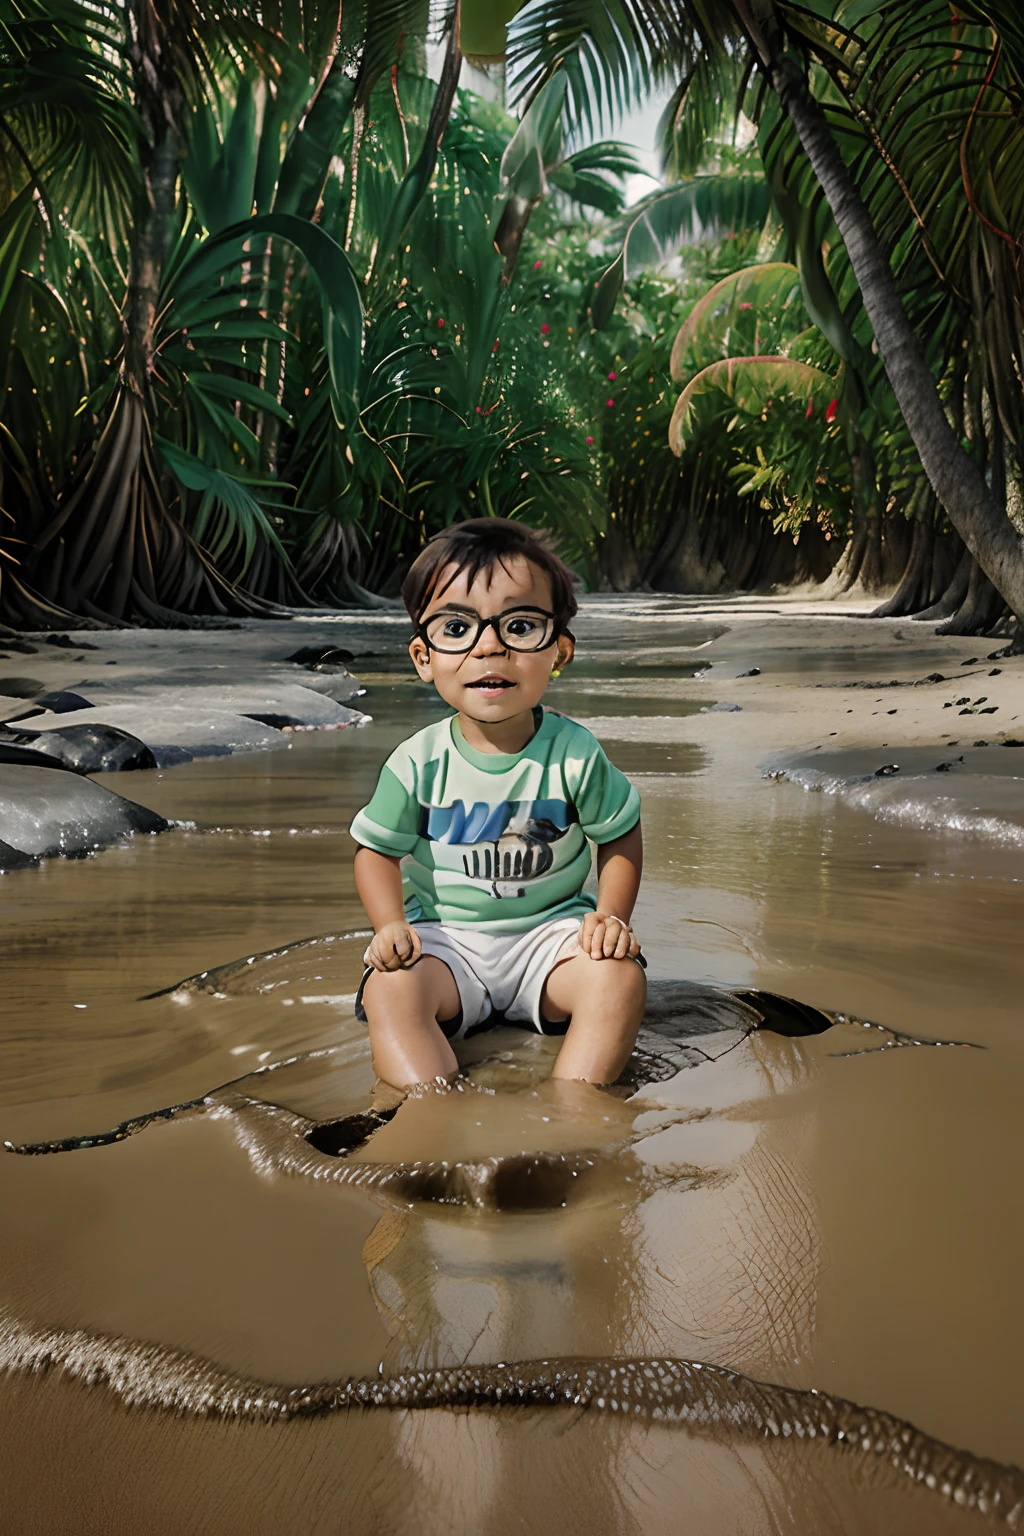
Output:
[579,911,640,961]
[366,921,422,972]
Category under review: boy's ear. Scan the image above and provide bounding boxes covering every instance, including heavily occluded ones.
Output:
[408,634,432,677]
[555,633,575,671]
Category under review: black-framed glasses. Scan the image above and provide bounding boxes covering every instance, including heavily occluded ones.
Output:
[418,605,563,654]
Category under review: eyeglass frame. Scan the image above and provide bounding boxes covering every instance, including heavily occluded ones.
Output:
[414,604,574,655]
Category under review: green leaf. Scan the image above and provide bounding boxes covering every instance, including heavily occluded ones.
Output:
[174,213,363,402]
[669,356,837,455]
[670,263,807,382]
[592,176,775,327]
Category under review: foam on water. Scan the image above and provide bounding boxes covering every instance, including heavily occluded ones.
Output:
[771,765,1024,849]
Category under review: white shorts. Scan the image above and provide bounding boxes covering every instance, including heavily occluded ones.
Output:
[356,915,588,1041]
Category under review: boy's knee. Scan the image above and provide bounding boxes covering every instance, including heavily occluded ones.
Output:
[600,951,644,980]
[615,956,646,1005]
[362,965,417,1013]
[363,956,460,1022]
[577,951,646,1000]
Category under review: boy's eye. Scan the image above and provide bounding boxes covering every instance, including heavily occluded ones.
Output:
[504,616,538,637]
[442,618,471,638]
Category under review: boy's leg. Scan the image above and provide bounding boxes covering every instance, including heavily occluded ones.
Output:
[540,952,646,1084]
[362,957,462,1088]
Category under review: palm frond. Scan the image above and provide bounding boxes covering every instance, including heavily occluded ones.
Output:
[506,0,714,135]
[592,174,775,326]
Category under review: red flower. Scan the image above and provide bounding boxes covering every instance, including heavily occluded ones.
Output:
[739,302,752,310]
[606,398,614,408]
[492,339,499,352]
[438,318,444,328]
[825,398,837,422]
[805,400,814,419]
[533,260,542,270]
[586,436,594,445]
[476,406,482,414]
[608,370,617,381]
[541,324,549,334]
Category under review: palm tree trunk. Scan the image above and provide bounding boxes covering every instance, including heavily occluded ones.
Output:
[123,0,183,397]
[739,3,1024,621]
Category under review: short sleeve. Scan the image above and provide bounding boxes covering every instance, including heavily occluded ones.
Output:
[349,758,420,857]
[572,732,641,844]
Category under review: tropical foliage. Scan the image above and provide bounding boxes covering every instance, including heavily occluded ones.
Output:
[506,0,1024,631]
[2,0,1024,637]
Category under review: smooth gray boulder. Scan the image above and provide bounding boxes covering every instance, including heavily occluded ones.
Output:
[8,722,157,773]
[163,682,364,726]
[289,671,364,706]
[22,704,285,766]
[0,765,168,870]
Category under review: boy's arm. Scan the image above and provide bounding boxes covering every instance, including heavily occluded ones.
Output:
[354,846,422,971]
[581,820,643,960]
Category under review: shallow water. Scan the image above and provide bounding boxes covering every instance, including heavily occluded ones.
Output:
[1,603,1022,1534]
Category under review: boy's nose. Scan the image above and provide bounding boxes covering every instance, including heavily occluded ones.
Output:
[471,619,507,656]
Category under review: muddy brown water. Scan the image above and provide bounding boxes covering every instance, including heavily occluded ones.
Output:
[1,608,1022,1535]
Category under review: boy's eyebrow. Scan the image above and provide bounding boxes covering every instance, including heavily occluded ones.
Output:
[424,602,480,617]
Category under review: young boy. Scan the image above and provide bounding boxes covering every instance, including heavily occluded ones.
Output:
[350,518,645,1089]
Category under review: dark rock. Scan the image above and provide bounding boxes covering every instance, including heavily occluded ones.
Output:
[874,763,900,776]
[1002,738,1024,747]
[0,837,40,872]
[737,667,761,677]
[30,690,94,714]
[979,706,999,714]
[45,633,98,650]
[733,990,832,1037]
[0,764,168,868]
[0,640,38,655]
[961,657,979,665]
[989,668,1002,676]
[287,645,355,668]
[11,722,157,773]
[0,677,44,699]
[923,673,945,683]
[245,713,293,730]
[0,743,82,773]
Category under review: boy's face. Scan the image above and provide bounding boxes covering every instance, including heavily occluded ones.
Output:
[408,555,574,724]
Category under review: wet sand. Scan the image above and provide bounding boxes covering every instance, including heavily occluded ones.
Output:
[1,595,1022,1534]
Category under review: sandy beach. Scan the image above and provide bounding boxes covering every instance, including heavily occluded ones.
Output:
[1,595,1022,1536]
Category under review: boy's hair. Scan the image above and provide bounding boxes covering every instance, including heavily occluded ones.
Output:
[402,518,578,631]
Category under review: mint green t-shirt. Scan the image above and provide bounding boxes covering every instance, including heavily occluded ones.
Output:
[349,709,640,933]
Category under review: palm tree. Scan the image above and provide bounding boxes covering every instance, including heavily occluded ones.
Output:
[5,0,463,624]
[505,0,1024,625]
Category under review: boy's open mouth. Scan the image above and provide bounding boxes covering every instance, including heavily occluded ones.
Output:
[466,675,515,692]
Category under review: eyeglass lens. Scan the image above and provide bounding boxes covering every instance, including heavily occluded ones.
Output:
[423,609,556,653]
